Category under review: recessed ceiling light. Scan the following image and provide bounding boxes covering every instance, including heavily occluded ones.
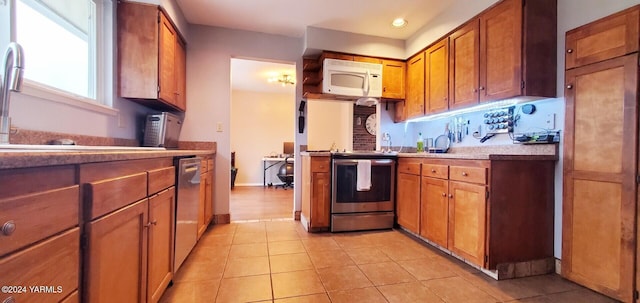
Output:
[392,18,407,28]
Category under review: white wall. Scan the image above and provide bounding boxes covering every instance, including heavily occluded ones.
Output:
[305,27,405,59]
[231,90,295,186]
[307,99,353,151]
[183,25,304,218]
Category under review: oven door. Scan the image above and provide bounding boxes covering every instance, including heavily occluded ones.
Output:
[331,158,395,213]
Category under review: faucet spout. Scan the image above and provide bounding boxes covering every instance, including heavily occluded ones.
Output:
[0,42,25,144]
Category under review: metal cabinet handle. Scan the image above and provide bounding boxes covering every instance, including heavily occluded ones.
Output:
[566,49,573,53]
[2,220,16,236]
[461,172,468,176]
[479,86,485,91]
[431,169,436,173]
[566,84,573,89]
[448,194,453,199]
[151,220,157,225]
[441,192,446,197]
[3,296,16,303]
[473,88,478,93]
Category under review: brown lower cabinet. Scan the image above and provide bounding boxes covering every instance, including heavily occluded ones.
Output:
[397,157,555,274]
[198,158,215,239]
[0,166,80,303]
[301,155,331,232]
[82,158,177,303]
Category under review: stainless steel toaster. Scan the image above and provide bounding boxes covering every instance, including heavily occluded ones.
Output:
[143,112,182,148]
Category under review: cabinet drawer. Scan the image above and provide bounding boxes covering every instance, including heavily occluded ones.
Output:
[60,291,79,303]
[311,157,330,172]
[422,163,448,179]
[449,166,487,184]
[398,159,422,175]
[86,172,148,220]
[0,186,79,257]
[0,228,79,303]
[148,166,175,195]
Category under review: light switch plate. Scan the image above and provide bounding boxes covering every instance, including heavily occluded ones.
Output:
[545,114,555,129]
[216,122,223,132]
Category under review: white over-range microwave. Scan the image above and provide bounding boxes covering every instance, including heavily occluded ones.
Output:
[322,59,383,97]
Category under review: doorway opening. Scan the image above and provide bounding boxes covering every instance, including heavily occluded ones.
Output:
[229,58,296,222]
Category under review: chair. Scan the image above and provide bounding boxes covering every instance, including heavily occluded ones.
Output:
[276,156,294,189]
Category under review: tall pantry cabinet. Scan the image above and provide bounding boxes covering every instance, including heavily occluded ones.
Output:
[562,6,639,302]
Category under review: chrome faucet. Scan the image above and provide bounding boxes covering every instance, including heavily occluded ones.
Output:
[0,42,24,144]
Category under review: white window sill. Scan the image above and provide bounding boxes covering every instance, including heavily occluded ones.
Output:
[19,80,118,116]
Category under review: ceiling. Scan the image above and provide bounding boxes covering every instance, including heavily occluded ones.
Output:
[178,0,457,94]
[175,0,456,40]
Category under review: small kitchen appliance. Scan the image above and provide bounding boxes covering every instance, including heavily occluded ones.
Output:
[143,112,182,148]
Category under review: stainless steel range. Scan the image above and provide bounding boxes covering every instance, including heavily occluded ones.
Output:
[330,151,397,232]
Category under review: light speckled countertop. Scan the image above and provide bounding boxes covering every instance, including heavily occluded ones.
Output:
[0,148,216,170]
[301,144,558,161]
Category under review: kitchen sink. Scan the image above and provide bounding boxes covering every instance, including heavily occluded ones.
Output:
[0,144,166,152]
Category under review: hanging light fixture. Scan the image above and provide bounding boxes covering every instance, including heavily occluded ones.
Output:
[268,74,295,86]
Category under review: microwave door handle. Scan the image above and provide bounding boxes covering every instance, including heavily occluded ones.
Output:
[364,70,370,95]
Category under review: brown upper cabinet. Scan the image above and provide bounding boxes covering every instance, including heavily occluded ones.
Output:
[449,0,556,109]
[425,38,449,114]
[565,6,639,69]
[118,2,187,112]
[406,52,426,119]
[382,60,406,100]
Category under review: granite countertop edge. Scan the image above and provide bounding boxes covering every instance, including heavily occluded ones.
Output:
[0,149,216,170]
[397,153,558,161]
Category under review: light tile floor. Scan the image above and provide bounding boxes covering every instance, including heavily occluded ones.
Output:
[160,221,619,303]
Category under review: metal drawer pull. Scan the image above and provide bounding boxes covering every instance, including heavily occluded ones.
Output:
[431,169,436,173]
[566,48,573,53]
[2,220,16,236]
[461,172,468,176]
[566,84,573,89]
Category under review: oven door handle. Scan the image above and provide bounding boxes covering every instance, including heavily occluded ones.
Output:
[333,159,395,165]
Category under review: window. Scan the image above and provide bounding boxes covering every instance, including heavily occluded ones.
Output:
[14,0,112,106]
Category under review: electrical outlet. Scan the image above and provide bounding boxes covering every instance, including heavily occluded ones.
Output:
[216,122,223,132]
[117,113,126,128]
[545,113,556,129]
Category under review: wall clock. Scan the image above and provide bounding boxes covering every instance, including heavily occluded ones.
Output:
[365,114,376,135]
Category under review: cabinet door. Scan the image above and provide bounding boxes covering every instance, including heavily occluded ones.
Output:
[382,59,406,99]
[158,12,176,105]
[420,177,448,248]
[425,38,449,114]
[205,167,214,225]
[85,199,148,303]
[174,40,187,111]
[406,53,425,119]
[563,54,637,302]
[396,173,420,233]
[147,188,175,303]
[479,0,522,102]
[448,181,486,267]
[566,6,639,69]
[311,172,331,229]
[449,20,479,109]
[197,173,207,239]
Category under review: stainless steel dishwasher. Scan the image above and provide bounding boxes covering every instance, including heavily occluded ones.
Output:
[173,156,202,272]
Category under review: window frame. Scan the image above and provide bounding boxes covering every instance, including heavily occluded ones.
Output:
[10,0,117,115]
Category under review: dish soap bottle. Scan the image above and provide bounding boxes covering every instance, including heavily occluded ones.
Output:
[417,132,424,152]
